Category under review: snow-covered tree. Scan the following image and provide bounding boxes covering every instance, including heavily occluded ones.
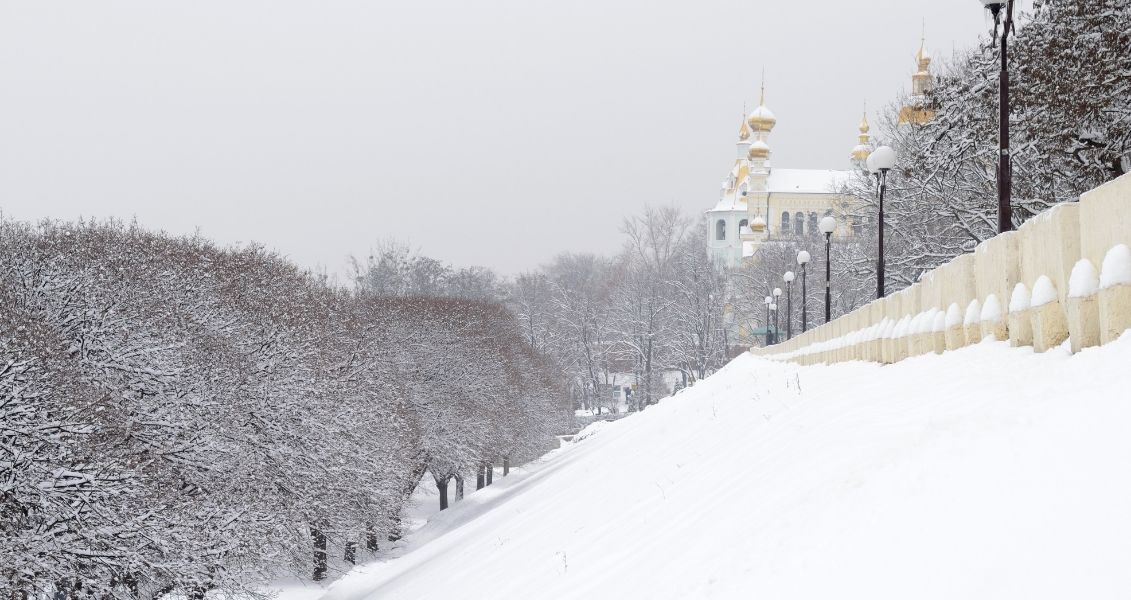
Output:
[840,0,1131,293]
[0,218,568,595]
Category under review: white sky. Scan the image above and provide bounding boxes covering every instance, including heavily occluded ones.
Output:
[0,1,989,278]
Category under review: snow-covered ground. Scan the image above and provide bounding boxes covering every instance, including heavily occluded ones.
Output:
[315,335,1131,599]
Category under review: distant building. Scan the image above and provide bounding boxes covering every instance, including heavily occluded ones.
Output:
[708,36,935,269]
[705,83,855,270]
[898,35,936,126]
[707,38,934,345]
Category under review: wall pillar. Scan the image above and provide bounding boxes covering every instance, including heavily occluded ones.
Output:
[1008,283,1033,347]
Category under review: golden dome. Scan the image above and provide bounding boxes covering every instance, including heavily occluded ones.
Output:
[746,81,777,133]
[748,139,770,160]
[738,114,752,141]
[748,107,776,133]
[750,215,766,233]
[915,35,931,72]
[851,106,872,160]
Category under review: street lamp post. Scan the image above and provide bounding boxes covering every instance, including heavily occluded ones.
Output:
[866,146,896,299]
[763,295,773,346]
[819,216,837,323]
[796,250,811,333]
[979,0,1015,233]
[772,288,782,343]
[770,302,778,345]
[783,271,795,340]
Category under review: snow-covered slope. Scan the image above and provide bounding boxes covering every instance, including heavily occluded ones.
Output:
[321,336,1131,600]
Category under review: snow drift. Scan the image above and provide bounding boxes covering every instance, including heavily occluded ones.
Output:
[321,336,1131,600]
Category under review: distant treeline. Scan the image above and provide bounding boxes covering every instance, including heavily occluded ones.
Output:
[350,207,739,414]
[1,219,571,596]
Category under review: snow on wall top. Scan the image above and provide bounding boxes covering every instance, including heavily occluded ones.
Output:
[932,311,947,332]
[1009,283,1031,313]
[981,294,1003,323]
[964,299,982,326]
[1100,244,1131,289]
[945,303,963,328]
[1031,276,1058,308]
[1068,259,1100,298]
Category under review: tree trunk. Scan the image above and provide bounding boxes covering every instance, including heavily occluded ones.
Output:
[436,476,450,510]
[52,579,69,600]
[366,525,379,552]
[476,463,486,490]
[503,457,510,476]
[454,474,464,501]
[344,540,357,565]
[311,527,328,581]
[485,462,494,486]
[123,573,139,599]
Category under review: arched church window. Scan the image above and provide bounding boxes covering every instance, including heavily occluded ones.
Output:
[852,219,863,237]
[781,212,790,234]
[739,219,749,231]
[794,212,805,236]
[808,213,819,235]
[715,219,726,241]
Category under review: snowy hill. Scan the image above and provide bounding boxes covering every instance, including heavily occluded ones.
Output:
[319,336,1131,600]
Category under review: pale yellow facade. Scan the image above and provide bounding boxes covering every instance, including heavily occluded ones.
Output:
[709,38,935,269]
[706,87,858,268]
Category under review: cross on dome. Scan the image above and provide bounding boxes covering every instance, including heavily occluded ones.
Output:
[851,103,873,162]
[747,75,777,133]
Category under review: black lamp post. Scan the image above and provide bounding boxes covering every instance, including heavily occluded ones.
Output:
[980,0,1015,233]
[763,295,773,346]
[770,302,778,345]
[783,271,795,340]
[796,251,811,332]
[818,216,837,323]
[772,287,782,342]
[867,146,896,299]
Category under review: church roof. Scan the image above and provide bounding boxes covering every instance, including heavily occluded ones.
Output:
[708,167,849,213]
[766,168,850,194]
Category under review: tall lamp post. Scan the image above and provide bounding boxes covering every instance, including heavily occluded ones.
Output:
[769,302,778,344]
[818,216,836,323]
[763,295,773,346]
[783,271,795,340]
[979,0,1015,233]
[796,250,811,332]
[866,146,896,299]
[772,288,783,343]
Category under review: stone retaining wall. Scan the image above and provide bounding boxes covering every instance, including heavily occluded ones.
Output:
[751,173,1131,365]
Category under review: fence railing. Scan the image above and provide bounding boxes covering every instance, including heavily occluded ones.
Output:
[750,172,1131,365]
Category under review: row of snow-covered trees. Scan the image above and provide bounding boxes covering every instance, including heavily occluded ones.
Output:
[347,242,505,301]
[509,207,734,411]
[349,207,737,414]
[835,0,1131,304]
[1,219,570,597]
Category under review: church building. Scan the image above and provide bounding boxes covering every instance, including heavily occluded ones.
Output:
[707,38,934,270]
[705,84,855,269]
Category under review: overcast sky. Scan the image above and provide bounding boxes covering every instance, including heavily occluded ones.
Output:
[0,1,990,279]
